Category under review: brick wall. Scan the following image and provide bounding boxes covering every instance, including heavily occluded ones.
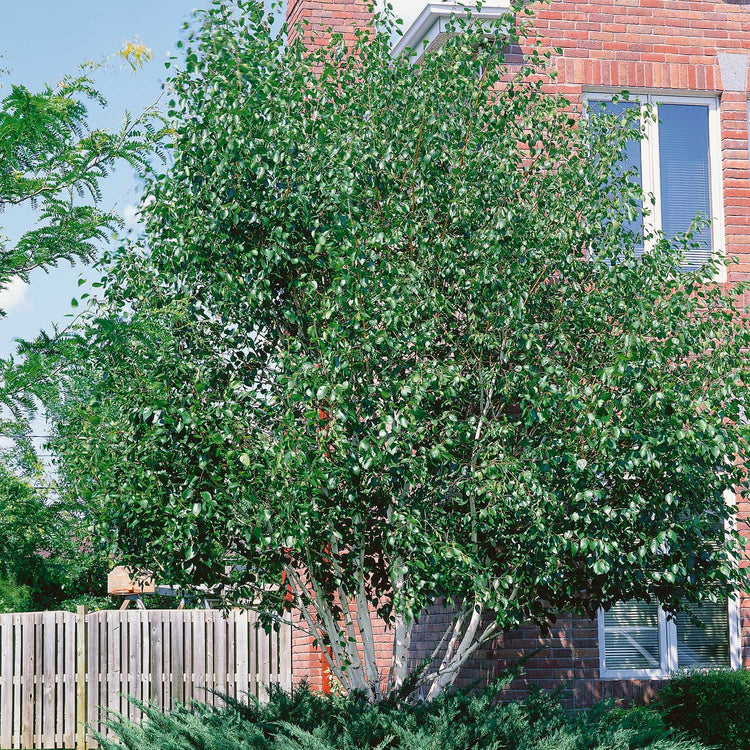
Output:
[286,0,372,48]
[286,0,750,707]
[290,599,398,693]
[536,0,750,308]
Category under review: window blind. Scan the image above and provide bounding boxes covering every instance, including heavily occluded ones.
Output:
[602,600,661,670]
[676,601,730,668]
[658,103,712,272]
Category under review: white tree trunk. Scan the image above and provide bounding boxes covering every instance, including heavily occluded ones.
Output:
[391,566,412,692]
[284,561,497,701]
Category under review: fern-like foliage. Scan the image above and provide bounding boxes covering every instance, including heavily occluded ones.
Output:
[0,74,164,283]
[0,59,167,465]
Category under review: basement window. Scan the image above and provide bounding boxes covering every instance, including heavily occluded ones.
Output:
[598,492,741,679]
[598,598,741,679]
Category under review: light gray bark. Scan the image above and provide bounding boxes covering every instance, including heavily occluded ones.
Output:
[391,566,412,692]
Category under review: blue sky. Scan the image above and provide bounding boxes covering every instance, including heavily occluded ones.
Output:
[0,1,214,358]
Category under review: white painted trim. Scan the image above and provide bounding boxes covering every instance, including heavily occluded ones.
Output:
[391,3,511,59]
[642,96,660,254]
[708,97,727,283]
[724,487,743,671]
[598,603,669,680]
[582,85,721,99]
[730,595,743,670]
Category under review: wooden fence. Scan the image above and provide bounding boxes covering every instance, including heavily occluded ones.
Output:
[0,608,292,750]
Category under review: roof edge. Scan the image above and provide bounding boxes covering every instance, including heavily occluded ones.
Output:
[391,3,512,59]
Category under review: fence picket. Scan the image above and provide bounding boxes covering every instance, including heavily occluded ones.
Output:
[20,613,34,748]
[279,615,292,693]
[150,611,162,711]
[193,610,206,705]
[170,611,183,707]
[86,611,99,748]
[270,621,278,687]
[184,609,193,705]
[227,610,236,700]
[213,613,226,707]
[235,610,249,700]
[129,612,141,725]
[163,610,172,711]
[1,614,12,748]
[55,612,64,748]
[248,611,258,699]
[42,612,55,746]
[108,610,117,739]
[64,612,75,748]
[0,607,291,748]
[258,619,269,703]
[119,611,129,722]
[13,614,22,749]
[205,610,214,706]
[142,609,150,712]
[34,613,43,747]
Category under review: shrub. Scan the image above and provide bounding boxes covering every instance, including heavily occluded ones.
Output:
[58,594,116,612]
[98,682,707,750]
[0,575,32,613]
[657,669,750,750]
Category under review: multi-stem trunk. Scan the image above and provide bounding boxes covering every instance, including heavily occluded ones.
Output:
[284,555,500,702]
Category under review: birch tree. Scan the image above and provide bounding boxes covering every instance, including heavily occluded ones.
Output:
[50,0,750,700]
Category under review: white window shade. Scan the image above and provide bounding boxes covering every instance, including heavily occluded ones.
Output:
[676,602,731,669]
[657,103,713,272]
[602,601,662,671]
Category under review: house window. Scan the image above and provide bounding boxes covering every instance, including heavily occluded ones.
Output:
[675,601,733,669]
[598,597,740,679]
[601,600,666,675]
[585,94,724,277]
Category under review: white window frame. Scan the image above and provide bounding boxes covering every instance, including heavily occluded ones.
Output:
[598,597,741,680]
[598,488,742,679]
[597,601,670,679]
[583,92,726,282]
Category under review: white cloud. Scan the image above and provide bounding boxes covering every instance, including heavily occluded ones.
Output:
[123,195,155,230]
[0,277,28,313]
[123,203,141,228]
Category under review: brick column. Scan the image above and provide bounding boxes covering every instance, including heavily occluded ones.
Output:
[286,0,373,48]
[720,91,750,311]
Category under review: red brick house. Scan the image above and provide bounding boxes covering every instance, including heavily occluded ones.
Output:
[285,0,750,707]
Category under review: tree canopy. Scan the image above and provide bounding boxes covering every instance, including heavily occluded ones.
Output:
[0,43,165,610]
[0,464,110,611]
[50,0,750,699]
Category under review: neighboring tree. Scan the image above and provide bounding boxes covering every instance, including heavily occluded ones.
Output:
[0,463,111,610]
[51,0,750,700]
[0,42,165,610]
[0,43,164,463]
